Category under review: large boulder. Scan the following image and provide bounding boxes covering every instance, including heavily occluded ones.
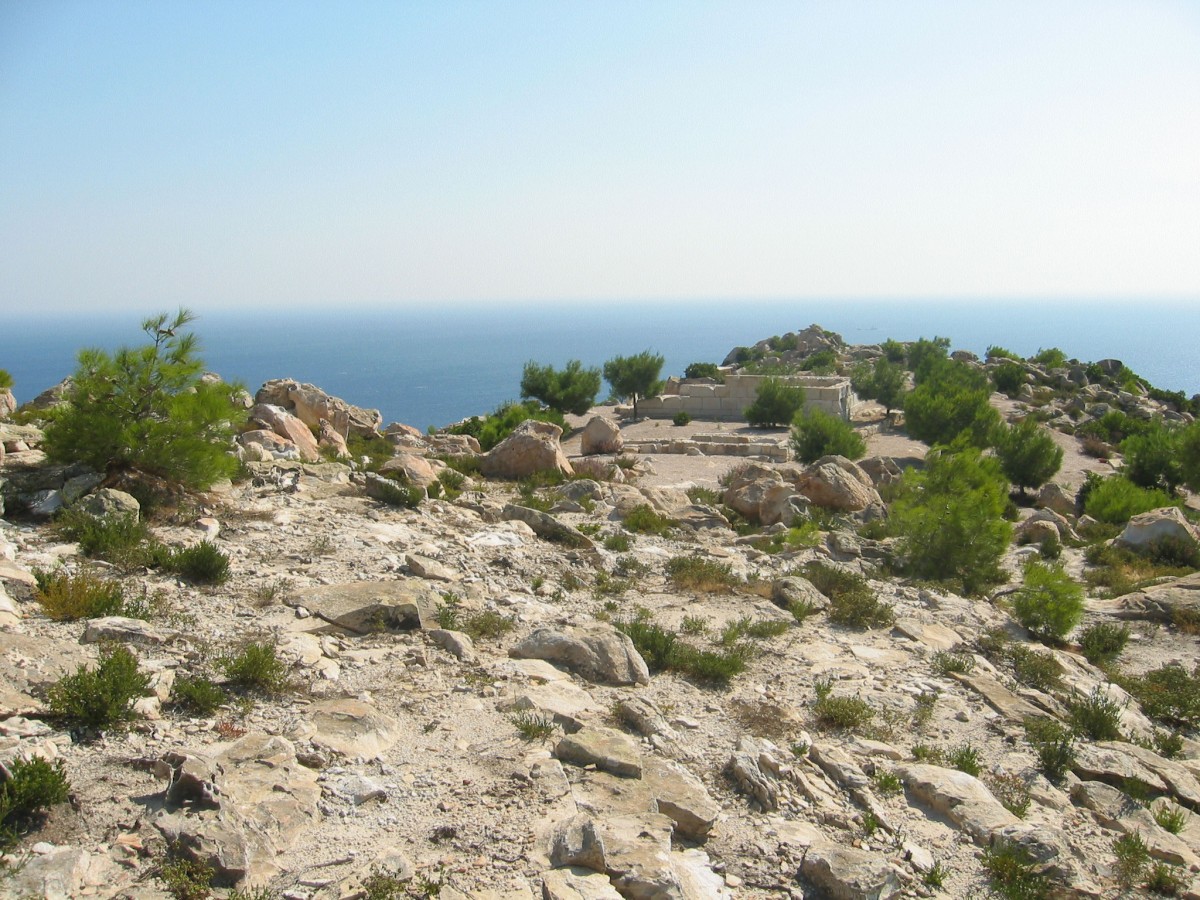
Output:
[77,488,141,521]
[0,388,15,420]
[1116,507,1200,554]
[255,379,382,439]
[793,456,882,512]
[378,452,439,488]
[480,420,573,479]
[800,844,903,900]
[721,463,807,526]
[247,404,320,462]
[510,624,650,685]
[580,416,623,455]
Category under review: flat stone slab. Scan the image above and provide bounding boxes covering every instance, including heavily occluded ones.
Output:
[293,579,440,633]
[555,726,643,778]
[800,843,903,900]
[300,698,401,759]
[897,763,1019,844]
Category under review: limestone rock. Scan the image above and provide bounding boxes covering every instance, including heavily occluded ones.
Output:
[428,628,476,662]
[510,625,650,686]
[317,419,350,458]
[292,579,440,633]
[896,763,1019,844]
[580,416,623,456]
[248,403,320,462]
[799,843,903,900]
[771,576,828,613]
[1117,507,1200,553]
[481,420,574,480]
[256,378,382,438]
[301,698,401,759]
[794,456,882,512]
[542,866,624,899]
[502,504,595,550]
[722,465,807,527]
[1036,482,1077,517]
[380,452,439,488]
[555,726,643,778]
[643,757,720,840]
[81,616,178,646]
[406,553,458,582]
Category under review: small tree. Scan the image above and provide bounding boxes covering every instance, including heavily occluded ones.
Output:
[891,441,1012,594]
[519,359,601,416]
[0,369,12,390]
[684,362,722,380]
[853,356,906,414]
[1121,424,1184,493]
[1011,560,1084,643]
[603,351,664,420]
[745,377,805,427]
[792,408,865,463]
[903,359,1000,448]
[905,336,951,383]
[995,418,1064,496]
[1181,422,1200,494]
[43,310,242,490]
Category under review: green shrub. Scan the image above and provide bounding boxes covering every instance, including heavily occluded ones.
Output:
[623,504,676,536]
[948,743,982,777]
[613,616,748,686]
[1146,861,1185,896]
[827,587,894,629]
[1023,716,1075,783]
[719,616,789,645]
[903,358,1000,447]
[603,351,665,420]
[981,842,1050,900]
[683,362,722,381]
[49,645,150,731]
[812,677,875,731]
[987,772,1032,818]
[1078,622,1131,666]
[52,508,152,566]
[992,361,1027,396]
[42,309,242,490]
[1034,347,1068,368]
[743,376,806,428]
[873,770,903,795]
[171,676,227,716]
[1121,425,1184,493]
[994,418,1063,495]
[0,369,12,390]
[34,569,129,620]
[905,336,951,381]
[158,541,230,585]
[603,532,632,552]
[158,853,214,900]
[1112,831,1150,891]
[1180,421,1200,493]
[220,641,288,695]
[1120,663,1200,728]
[932,650,975,676]
[458,609,516,641]
[372,476,424,509]
[0,756,70,850]
[1153,801,1189,835]
[615,618,678,672]
[520,359,601,415]
[790,407,865,463]
[1067,688,1124,740]
[987,345,1022,362]
[672,410,691,426]
[510,710,557,742]
[1011,560,1084,643]
[1084,475,1179,525]
[890,443,1011,594]
[666,555,736,591]
[1009,645,1063,692]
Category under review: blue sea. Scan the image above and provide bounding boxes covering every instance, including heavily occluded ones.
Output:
[2,299,1197,431]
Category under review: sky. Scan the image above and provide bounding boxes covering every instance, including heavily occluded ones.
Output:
[2,1,1198,313]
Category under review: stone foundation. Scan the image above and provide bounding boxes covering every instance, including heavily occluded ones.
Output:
[634,374,860,422]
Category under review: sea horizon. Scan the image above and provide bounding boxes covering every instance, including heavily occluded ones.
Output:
[3,297,1198,431]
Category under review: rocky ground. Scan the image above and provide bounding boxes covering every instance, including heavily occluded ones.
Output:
[4,332,1200,900]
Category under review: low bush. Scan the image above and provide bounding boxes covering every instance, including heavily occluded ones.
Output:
[623,504,676,536]
[1112,831,1150,892]
[1009,645,1063,692]
[372,476,424,509]
[790,407,865,463]
[158,854,214,900]
[510,710,557,742]
[992,361,1027,396]
[1084,475,1179,525]
[672,410,691,426]
[1067,688,1125,740]
[987,772,1032,818]
[1084,541,1196,598]
[1024,716,1075,783]
[0,756,70,850]
[828,586,893,628]
[981,842,1050,900]
[219,641,288,695]
[1119,663,1200,729]
[49,645,150,731]
[34,568,130,620]
[603,532,632,552]
[1146,861,1186,896]
[745,377,805,427]
[1011,560,1084,643]
[1153,801,1189,835]
[932,650,975,676]
[719,616,789,645]
[683,362,723,380]
[447,400,565,452]
[666,555,736,591]
[948,743,982,777]
[52,508,152,566]
[613,616,748,686]
[1034,347,1068,368]
[1078,621,1131,666]
[812,677,875,732]
[157,540,231,585]
[171,676,227,716]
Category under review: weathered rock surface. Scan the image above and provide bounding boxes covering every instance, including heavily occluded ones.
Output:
[580,416,623,456]
[510,625,650,686]
[481,420,574,479]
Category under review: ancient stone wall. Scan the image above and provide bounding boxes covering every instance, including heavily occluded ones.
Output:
[636,374,860,422]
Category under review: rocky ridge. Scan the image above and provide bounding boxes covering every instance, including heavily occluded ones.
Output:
[1,328,1199,899]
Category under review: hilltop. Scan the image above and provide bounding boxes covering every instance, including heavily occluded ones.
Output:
[2,325,1200,899]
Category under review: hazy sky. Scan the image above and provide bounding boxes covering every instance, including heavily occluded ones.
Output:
[2,1,1198,312]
